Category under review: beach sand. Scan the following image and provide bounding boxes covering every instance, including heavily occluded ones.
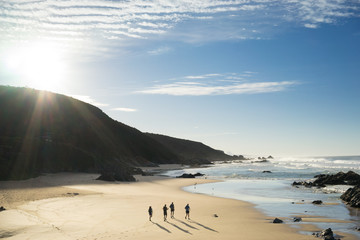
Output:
[0,171,357,240]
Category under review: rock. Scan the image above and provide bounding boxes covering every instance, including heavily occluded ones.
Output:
[96,164,136,182]
[340,185,360,208]
[194,172,205,177]
[312,200,323,205]
[0,206,6,212]
[273,218,283,223]
[355,226,360,231]
[141,172,154,176]
[267,155,274,159]
[292,171,360,188]
[313,228,336,240]
[313,171,360,186]
[213,214,218,217]
[262,171,272,173]
[176,173,195,178]
[293,217,302,222]
[176,173,204,178]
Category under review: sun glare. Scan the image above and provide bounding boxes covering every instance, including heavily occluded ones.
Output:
[5,42,68,92]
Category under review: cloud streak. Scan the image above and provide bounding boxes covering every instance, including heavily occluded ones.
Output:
[1,0,359,58]
[137,73,298,96]
[111,107,138,112]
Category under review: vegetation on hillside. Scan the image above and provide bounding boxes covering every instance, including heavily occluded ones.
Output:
[0,86,235,180]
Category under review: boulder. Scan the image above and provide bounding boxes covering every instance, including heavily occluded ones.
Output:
[340,185,360,208]
[96,164,136,182]
[293,171,360,188]
[0,206,5,212]
[293,217,302,222]
[176,173,204,178]
[313,228,338,240]
[272,218,283,223]
[312,200,323,205]
[262,171,272,173]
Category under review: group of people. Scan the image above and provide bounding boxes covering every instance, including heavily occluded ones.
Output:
[148,203,190,221]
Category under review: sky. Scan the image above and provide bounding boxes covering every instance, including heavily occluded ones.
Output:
[0,0,360,157]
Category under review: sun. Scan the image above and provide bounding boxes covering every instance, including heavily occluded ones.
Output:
[5,41,68,92]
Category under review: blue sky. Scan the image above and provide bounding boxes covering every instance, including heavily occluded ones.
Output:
[1,0,359,156]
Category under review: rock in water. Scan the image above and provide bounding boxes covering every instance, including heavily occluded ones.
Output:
[273,218,283,223]
[312,200,323,205]
[340,185,360,208]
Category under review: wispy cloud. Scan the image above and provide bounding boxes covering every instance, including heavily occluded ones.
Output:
[111,107,138,112]
[0,0,359,58]
[136,72,298,96]
[147,46,172,55]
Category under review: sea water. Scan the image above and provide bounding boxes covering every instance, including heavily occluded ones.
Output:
[162,156,360,237]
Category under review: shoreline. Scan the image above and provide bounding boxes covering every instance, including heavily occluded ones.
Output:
[0,171,358,240]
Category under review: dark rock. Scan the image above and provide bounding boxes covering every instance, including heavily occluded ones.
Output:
[293,171,360,189]
[194,172,205,177]
[267,155,274,159]
[177,173,195,178]
[272,218,283,223]
[96,164,136,182]
[141,172,154,176]
[340,185,360,208]
[131,167,144,175]
[213,214,218,217]
[176,173,204,178]
[314,171,360,186]
[292,181,318,188]
[313,228,336,239]
[293,217,302,222]
[0,206,6,212]
[312,200,323,205]
[355,226,360,231]
[262,171,272,173]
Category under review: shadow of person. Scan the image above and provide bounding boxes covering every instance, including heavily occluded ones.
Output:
[189,220,218,233]
[152,222,171,233]
[166,221,192,235]
[174,218,199,230]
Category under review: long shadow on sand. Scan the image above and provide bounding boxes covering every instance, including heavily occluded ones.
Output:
[152,221,171,233]
[189,220,218,233]
[174,218,199,230]
[166,221,192,235]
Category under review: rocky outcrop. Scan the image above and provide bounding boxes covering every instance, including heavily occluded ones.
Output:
[176,173,205,178]
[340,185,360,208]
[293,171,360,188]
[96,164,136,182]
[313,228,339,240]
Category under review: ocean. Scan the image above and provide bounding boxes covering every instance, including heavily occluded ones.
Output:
[162,156,360,238]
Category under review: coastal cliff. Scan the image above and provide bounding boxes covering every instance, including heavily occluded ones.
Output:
[0,86,235,180]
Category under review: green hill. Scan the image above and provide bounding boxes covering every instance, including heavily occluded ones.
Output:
[0,86,235,180]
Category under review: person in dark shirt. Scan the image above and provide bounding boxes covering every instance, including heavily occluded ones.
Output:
[148,206,153,221]
[169,202,175,218]
[185,204,190,220]
[163,204,168,221]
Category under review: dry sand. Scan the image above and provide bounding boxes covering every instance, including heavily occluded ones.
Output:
[0,172,357,240]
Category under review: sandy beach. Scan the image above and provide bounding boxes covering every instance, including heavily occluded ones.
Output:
[0,171,357,240]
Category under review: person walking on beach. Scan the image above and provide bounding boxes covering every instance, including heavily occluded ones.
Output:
[185,203,190,220]
[148,206,153,221]
[163,204,168,221]
[170,202,175,218]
